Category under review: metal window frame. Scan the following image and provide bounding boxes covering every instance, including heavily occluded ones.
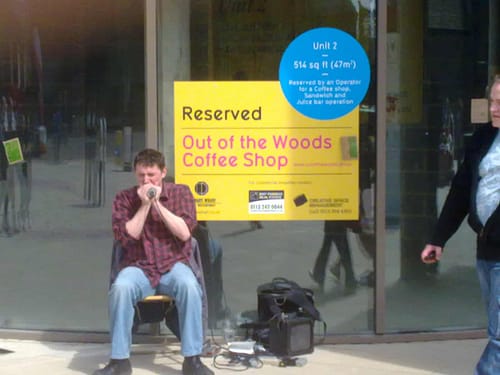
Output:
[375,0,387,335]
[145,0,158,148]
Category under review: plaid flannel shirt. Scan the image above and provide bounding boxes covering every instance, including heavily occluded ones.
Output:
[112,181,197,287]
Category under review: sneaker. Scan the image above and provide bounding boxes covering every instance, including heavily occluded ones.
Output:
[182,355,214,375]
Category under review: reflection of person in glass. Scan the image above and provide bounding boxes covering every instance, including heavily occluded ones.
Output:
[94,149,213,375]
[421,75,500,374]
[51,93,67,163]
[310,120,375,293]
[310,220,358,294]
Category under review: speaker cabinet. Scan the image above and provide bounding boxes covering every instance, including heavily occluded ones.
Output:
[269,316,314,357]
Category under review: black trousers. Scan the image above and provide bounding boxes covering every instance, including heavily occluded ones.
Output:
[312,221,356,286]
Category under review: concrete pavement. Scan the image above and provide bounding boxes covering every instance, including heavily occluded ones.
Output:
[0,337,487,374]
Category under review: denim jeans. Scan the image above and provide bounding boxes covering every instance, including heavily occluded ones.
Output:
[108,262,203,359]
[475,259,500,375]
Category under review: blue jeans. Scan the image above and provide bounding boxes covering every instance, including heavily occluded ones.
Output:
[108,262,203,359]
[475,260,500,375]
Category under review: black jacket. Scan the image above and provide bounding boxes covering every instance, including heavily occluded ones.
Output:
[431,123,500,260]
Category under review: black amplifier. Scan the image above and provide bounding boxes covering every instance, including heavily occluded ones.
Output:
[269,316,314,357]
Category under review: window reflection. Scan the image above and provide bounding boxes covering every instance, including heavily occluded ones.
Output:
[182,0,377,335]
[0,0,145,331]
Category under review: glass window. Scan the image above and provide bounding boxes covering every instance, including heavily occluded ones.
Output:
[159,0,377,335]
[0,0,145,331]
[384,0,488,332]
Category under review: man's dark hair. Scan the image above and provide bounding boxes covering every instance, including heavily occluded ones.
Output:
[133,148,166,170]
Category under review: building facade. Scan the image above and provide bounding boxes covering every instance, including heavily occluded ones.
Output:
[0,0,498,344]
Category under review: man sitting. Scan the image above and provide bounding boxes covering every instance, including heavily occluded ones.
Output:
[94,148,213,375]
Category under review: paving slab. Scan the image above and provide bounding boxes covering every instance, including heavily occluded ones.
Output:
[0,338,487,375]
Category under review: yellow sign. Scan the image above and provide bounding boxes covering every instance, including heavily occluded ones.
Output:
[174,81,359,221]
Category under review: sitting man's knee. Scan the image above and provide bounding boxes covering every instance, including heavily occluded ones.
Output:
[176,275,201,297]
[109,278,136,298]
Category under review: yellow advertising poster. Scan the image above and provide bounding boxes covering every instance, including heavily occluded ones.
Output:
[174,81,359,221]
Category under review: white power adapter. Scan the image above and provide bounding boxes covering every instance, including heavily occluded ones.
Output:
[228,340,256,355]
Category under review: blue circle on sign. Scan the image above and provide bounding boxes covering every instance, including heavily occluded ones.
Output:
[279,27,370,120]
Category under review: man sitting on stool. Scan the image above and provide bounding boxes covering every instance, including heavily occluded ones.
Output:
[93,148,213,375]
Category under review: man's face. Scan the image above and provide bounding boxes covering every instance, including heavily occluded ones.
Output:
[134,163,166,186]
[490,82,500,128]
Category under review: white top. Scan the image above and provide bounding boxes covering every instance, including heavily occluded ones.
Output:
[477,131,500,224]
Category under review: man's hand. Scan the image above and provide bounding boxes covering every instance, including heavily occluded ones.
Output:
[421,244,443,264]
[126,185,158,240]
[137,184,161,204]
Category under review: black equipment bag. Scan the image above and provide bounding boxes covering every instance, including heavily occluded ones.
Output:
[251,277,327,355]
[257,277,322,322]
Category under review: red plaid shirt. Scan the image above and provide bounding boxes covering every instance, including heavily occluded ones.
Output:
[112,181,197,287]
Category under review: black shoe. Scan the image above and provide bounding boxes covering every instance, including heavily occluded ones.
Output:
[93,359,132,375]
[182,355,214,375]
